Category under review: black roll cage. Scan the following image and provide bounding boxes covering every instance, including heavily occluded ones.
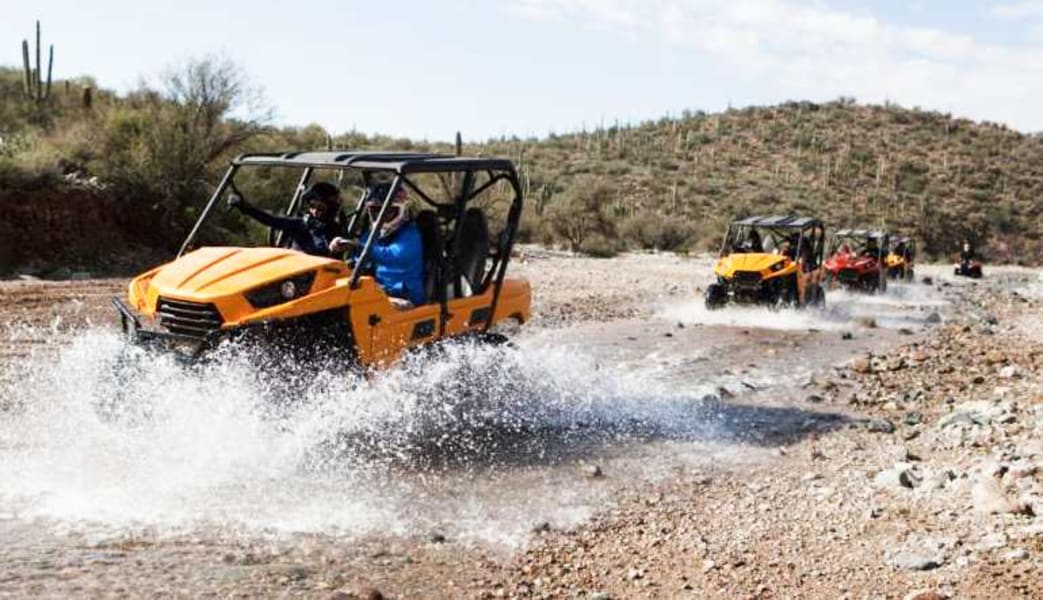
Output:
[827,229,891,261]
[176,151,525,335]
[719,216,825,267]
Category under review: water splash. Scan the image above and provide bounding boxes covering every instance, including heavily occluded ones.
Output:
[0,329,726,545]
[661,281,945,331]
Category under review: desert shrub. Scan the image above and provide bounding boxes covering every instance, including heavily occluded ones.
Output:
[544,180,617,252]
[578,233,623,258]
[620,213,692,251]
[90,57,270,245]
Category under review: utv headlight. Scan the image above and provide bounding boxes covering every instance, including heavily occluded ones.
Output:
[280,280,298,299]
[245,271,316,309]
[770,261,784,272]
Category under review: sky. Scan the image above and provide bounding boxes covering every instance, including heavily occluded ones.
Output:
[4,0,1043,141]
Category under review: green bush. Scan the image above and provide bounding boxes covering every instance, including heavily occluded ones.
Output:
[620,213,692,251]
[578,233,623,258]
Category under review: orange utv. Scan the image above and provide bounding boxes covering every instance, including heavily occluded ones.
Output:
[705,215,827,310]
[112,152,531,367]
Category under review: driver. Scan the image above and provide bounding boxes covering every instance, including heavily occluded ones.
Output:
[893,240,906,258]
[332,183,425,309]
[227,181,341,257]
[960,241,975,262]
[862,237,879,258]
[780,232,799,259]
[743,229,763,253]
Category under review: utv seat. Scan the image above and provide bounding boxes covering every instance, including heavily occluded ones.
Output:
[415,210,444,304]
[452,208,489,298]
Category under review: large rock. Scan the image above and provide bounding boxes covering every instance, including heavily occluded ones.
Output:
[971,477,1022,515]
[867,418,896,434]
[903,591,949,600]
[850,355,873,374]
[889,551,942,571]
[874,463,920,489]
[985,350,1006,365]
[998,365,1020,379]
[938,401,1007,428]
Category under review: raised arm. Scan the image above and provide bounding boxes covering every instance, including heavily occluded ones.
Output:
[229,195,303,233]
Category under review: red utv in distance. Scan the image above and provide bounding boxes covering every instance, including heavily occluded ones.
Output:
[953,243,984,278]
[824,229,890,293]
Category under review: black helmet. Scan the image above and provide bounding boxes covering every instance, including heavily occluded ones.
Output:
[302,181,340,210]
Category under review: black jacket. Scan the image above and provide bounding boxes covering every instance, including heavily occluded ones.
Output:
[237,203,336,257]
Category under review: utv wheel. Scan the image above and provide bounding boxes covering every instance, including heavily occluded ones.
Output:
[808,284,826,309]
[704,283,727,311]
[773,276,798,310]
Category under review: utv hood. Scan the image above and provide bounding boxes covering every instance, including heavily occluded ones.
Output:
[147,247,339,301]
[716,253,786,276]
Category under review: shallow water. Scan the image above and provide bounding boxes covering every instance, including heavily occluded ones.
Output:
[661,280,946,331]
[0,332,734,546]
[0,278,947,547]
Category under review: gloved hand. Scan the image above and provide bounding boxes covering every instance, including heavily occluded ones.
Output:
[227,193,244,209]
[328,236,356,254]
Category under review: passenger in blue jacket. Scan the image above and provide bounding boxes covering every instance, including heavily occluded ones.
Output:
[331,184,425,309]
[228,181,341,257]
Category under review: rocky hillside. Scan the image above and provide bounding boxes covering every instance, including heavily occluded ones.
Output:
[472,100,1043,262]
[3,77,1042,273]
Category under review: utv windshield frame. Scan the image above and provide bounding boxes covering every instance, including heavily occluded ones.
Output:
[177,151,525,334]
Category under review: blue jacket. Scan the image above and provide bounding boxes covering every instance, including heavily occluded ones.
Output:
[357,222,426,306]
[237,203,335,257]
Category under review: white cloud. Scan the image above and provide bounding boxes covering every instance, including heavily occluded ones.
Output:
[509,0,1043,131]
[991,1,1043,18]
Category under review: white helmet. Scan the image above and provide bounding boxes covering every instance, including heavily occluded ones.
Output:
[365,184,409,240]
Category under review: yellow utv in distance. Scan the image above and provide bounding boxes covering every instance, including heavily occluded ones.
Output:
[705,215,826,310]
[885,234,915,280]
[113,151,531,368]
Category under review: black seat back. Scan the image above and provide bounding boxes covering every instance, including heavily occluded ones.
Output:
[415,210,443,304]
[454,208,489,296]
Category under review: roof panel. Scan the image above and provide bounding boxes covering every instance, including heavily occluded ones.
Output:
[734,215,821,228]
[233,151,516,174]
[833,229,888,238]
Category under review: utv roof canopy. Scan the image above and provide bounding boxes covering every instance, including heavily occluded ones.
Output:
[833,228,888,239]
[732,215,823,228]
[234,151,518,174]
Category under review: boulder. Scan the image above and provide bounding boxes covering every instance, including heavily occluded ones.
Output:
[850,356,873,374]
[890,551,942,571]
[971,477,1020,515]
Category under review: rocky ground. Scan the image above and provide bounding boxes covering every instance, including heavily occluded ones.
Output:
[0,254,1040,599]
[498,273,1042,599]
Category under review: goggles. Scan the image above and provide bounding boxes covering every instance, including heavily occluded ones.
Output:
[367,203,401,222]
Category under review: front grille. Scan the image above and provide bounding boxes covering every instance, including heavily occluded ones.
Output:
[733,271,762,288]
[838,268,859,282]
[156,297,224,338]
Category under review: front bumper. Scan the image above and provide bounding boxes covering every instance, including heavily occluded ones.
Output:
[112,297,222,358]
[112,296,358,363]
[716,275,785,304]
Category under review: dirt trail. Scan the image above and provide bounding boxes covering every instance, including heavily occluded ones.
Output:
[0,255,1040,599]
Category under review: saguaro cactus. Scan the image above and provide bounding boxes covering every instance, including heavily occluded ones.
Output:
[21,20,53,103]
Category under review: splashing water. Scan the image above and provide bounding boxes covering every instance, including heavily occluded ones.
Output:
[825,282,948,328]
[661,301,843,331]
[0,329,729,545]
[661,281,946,331]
